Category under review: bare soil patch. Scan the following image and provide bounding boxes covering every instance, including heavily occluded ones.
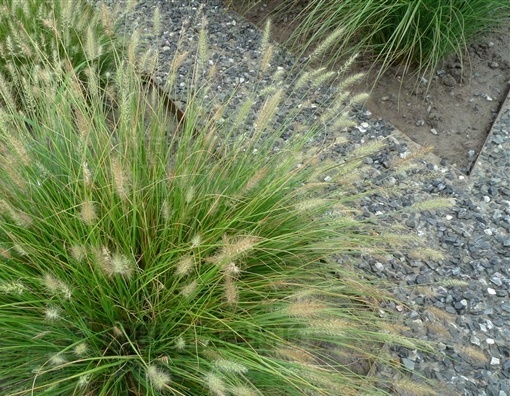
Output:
[228,1,510,174]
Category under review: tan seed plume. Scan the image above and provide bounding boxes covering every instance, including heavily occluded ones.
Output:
[111,157,130,199]
[80,199,97,225]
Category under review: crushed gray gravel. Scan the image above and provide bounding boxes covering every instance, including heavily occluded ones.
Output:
[99,1,510,394]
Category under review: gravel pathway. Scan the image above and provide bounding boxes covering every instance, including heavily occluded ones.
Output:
[100,1,510,394]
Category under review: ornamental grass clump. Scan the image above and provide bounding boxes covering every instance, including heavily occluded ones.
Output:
[0,0,132,115]
[0,5,441,396]
[275,0,510,84]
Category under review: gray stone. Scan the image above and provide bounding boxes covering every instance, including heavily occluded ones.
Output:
[402,358,415,371]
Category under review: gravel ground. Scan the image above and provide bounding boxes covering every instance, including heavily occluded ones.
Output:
[100,1,510,394]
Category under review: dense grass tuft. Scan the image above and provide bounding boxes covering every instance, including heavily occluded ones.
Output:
[245,0,510,84]
[0,0,131,115]
[0,1,445,395]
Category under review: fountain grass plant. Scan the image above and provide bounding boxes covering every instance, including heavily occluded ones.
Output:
[235,0,510,85]
[0,0,134,114]
[0,2,449,395]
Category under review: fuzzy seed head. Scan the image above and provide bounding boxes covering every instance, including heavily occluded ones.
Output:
[77,375,90,388]
[111,157,130,199]
[175,255,194,276]
[223,262,241,276]
[80,199,97,225]
[96,246,112,274]
[224,276,239,306]
[295,68,324,90]
[0,157,26,190]
[44,306,61,321]
[337,72,365,91]
[70,244,87,262]
[13,244,28,257]
[112,326,123,338]
[0,280,25,295]
[110,252,134,278]
[185,185,195,204]
[74,343,88,357]
[85,26,100,60]
[198,17,208,66]
[261,19,271,53]
[126,29,140,64]
[260,44,274,73]
[213,235,259,265]
[153,7,161,37]
[409,198,455,212]
[0,199,28,226]
[181,280,198,298]
[440,279,469,287]
[49,353,67,367]
[82,161,92,187]
[214,358,248,374]
[311,70,337,88]
[311,27,345,61]
[305,319,352,336]
[205,372,226,396]
[100,4,113,34]
[254,88,283,134]
[190,234,202,248]
[286,300,326,317]
[161,200,171,221]
[147,364,171,390]
[42,274,71,299]
[349,92,369,105]
[277,348,315,364]
[175,336,186,350]
[294,198,328,213]
[229,386,257,396]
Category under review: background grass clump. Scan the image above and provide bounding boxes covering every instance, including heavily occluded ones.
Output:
[0,2,441,395]
[0,0,133,115]
[248,0,510,83]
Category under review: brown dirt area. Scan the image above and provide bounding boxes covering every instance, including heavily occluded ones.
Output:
[227,1,510,174]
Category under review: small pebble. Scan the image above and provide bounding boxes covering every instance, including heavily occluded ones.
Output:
[490,357,500,365]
